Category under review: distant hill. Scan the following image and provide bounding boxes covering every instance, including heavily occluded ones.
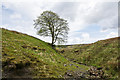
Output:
[57,37,119,79]
[1,28,89,78]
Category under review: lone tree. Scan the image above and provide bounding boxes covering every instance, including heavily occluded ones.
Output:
[34,11,69,47]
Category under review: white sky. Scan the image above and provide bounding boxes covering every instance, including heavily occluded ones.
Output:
[1,0,119,45]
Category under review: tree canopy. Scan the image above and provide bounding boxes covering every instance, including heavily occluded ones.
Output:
[34,11,69,46]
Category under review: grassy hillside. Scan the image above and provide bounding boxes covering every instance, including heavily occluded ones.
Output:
[57,37,119,79]
[1,28,89,78]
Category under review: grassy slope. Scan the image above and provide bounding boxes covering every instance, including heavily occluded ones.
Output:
[2,28,89,78]
[57,37,119,79]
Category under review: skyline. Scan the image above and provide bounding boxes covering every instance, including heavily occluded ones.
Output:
[1,0,118,45]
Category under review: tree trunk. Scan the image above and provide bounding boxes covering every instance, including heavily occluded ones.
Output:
[52,25,55,49]
[52,35,55,49]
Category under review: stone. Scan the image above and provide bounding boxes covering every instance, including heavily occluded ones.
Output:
[74,50,79,53]
[64,64,67,66]
[97,67,102,70]
[69,64,73,66]
[32,47,37,50]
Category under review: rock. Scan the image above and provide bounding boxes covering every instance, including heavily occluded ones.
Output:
[35,50,38,52]
[38,52,43,56]
[8,64,16,70]
[32,47,37,50]
[78,62,87,65]
[64,64,67,67]
[74,50,79,53]
[97,67,102,70]
[67,73,72,76]
[59,75,62,77]
[76,66,79,68]
[69,64,73,66]
[65,72,72,76]
[3,53,7,56]
[87,66,105,79]
[61,50,64,53]
[14,50,17,52]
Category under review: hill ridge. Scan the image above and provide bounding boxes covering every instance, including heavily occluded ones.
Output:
[1,28,89,78]
[57,36,119,79]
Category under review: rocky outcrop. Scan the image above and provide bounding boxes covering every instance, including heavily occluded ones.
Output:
[86,66,104,79]
[64,66,106,79]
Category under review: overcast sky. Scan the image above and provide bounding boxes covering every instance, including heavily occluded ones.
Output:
[1,0,119,45]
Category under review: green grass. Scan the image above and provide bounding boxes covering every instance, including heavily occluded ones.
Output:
[1,28,89,78]
[57,37,119,79]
